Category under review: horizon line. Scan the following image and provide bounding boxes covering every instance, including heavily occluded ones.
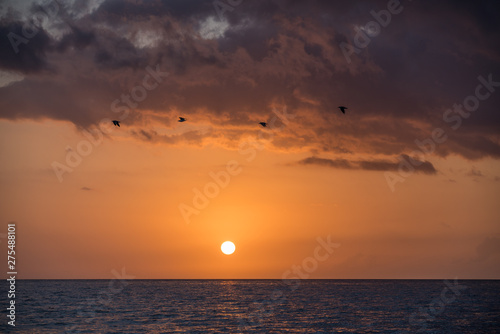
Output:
[8,278,500,281]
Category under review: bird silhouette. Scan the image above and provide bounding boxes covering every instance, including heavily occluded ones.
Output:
[112,120,120,127]
[338,106,347,114]
[259,122,267,127]
[178,117,186,122]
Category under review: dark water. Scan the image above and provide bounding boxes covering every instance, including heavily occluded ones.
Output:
[0,280,499,333]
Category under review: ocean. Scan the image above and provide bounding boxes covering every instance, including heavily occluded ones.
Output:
[1,279,499,333]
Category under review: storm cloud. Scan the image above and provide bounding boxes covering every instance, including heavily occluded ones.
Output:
[0,0,499,163]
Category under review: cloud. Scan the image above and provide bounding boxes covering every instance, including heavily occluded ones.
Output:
[297,154,437,174]
[0,0,499,162]
[0,21,52,73]
[298,156,352,169]
[81,187,92,191]
[467,167,484,178]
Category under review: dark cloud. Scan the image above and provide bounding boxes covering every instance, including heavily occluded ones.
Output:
[298,156,352,169]
[449,135,500,160]
[92,34,149,70]
[443,0,500,33]
[297,154,437,174]
[56,25,95,53]
[0,0,499,162]
[0,21,52,73]
[95,0,214,20]
[81,187,92,191]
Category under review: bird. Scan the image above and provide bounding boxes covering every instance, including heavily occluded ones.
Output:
[259,122,267,127]
[112,120,120,127]
[178,117,186,122]
[338,106,347,114]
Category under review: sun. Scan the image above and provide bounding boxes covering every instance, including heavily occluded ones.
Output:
[221,241,235,255]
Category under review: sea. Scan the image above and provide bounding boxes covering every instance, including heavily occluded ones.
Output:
[0,279,498,333]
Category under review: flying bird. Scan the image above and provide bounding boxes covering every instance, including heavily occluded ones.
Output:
[178,117,186,122]
[259,122,267,127]
[112,120,120,127]
[338,106,348,114]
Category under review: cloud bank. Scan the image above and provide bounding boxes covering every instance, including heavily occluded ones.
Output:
[0,0,499,163]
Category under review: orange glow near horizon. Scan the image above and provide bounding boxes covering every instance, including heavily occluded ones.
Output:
[0,119,499,279]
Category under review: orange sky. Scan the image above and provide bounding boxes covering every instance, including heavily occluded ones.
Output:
[0,119,499,279]
[0,0,499,279]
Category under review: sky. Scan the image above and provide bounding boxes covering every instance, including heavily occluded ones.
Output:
[0,0,499,279]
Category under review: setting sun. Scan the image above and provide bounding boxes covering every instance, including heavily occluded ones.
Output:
[221,241,236,255]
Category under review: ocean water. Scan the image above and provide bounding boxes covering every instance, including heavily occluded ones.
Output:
[1,279,499,333]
